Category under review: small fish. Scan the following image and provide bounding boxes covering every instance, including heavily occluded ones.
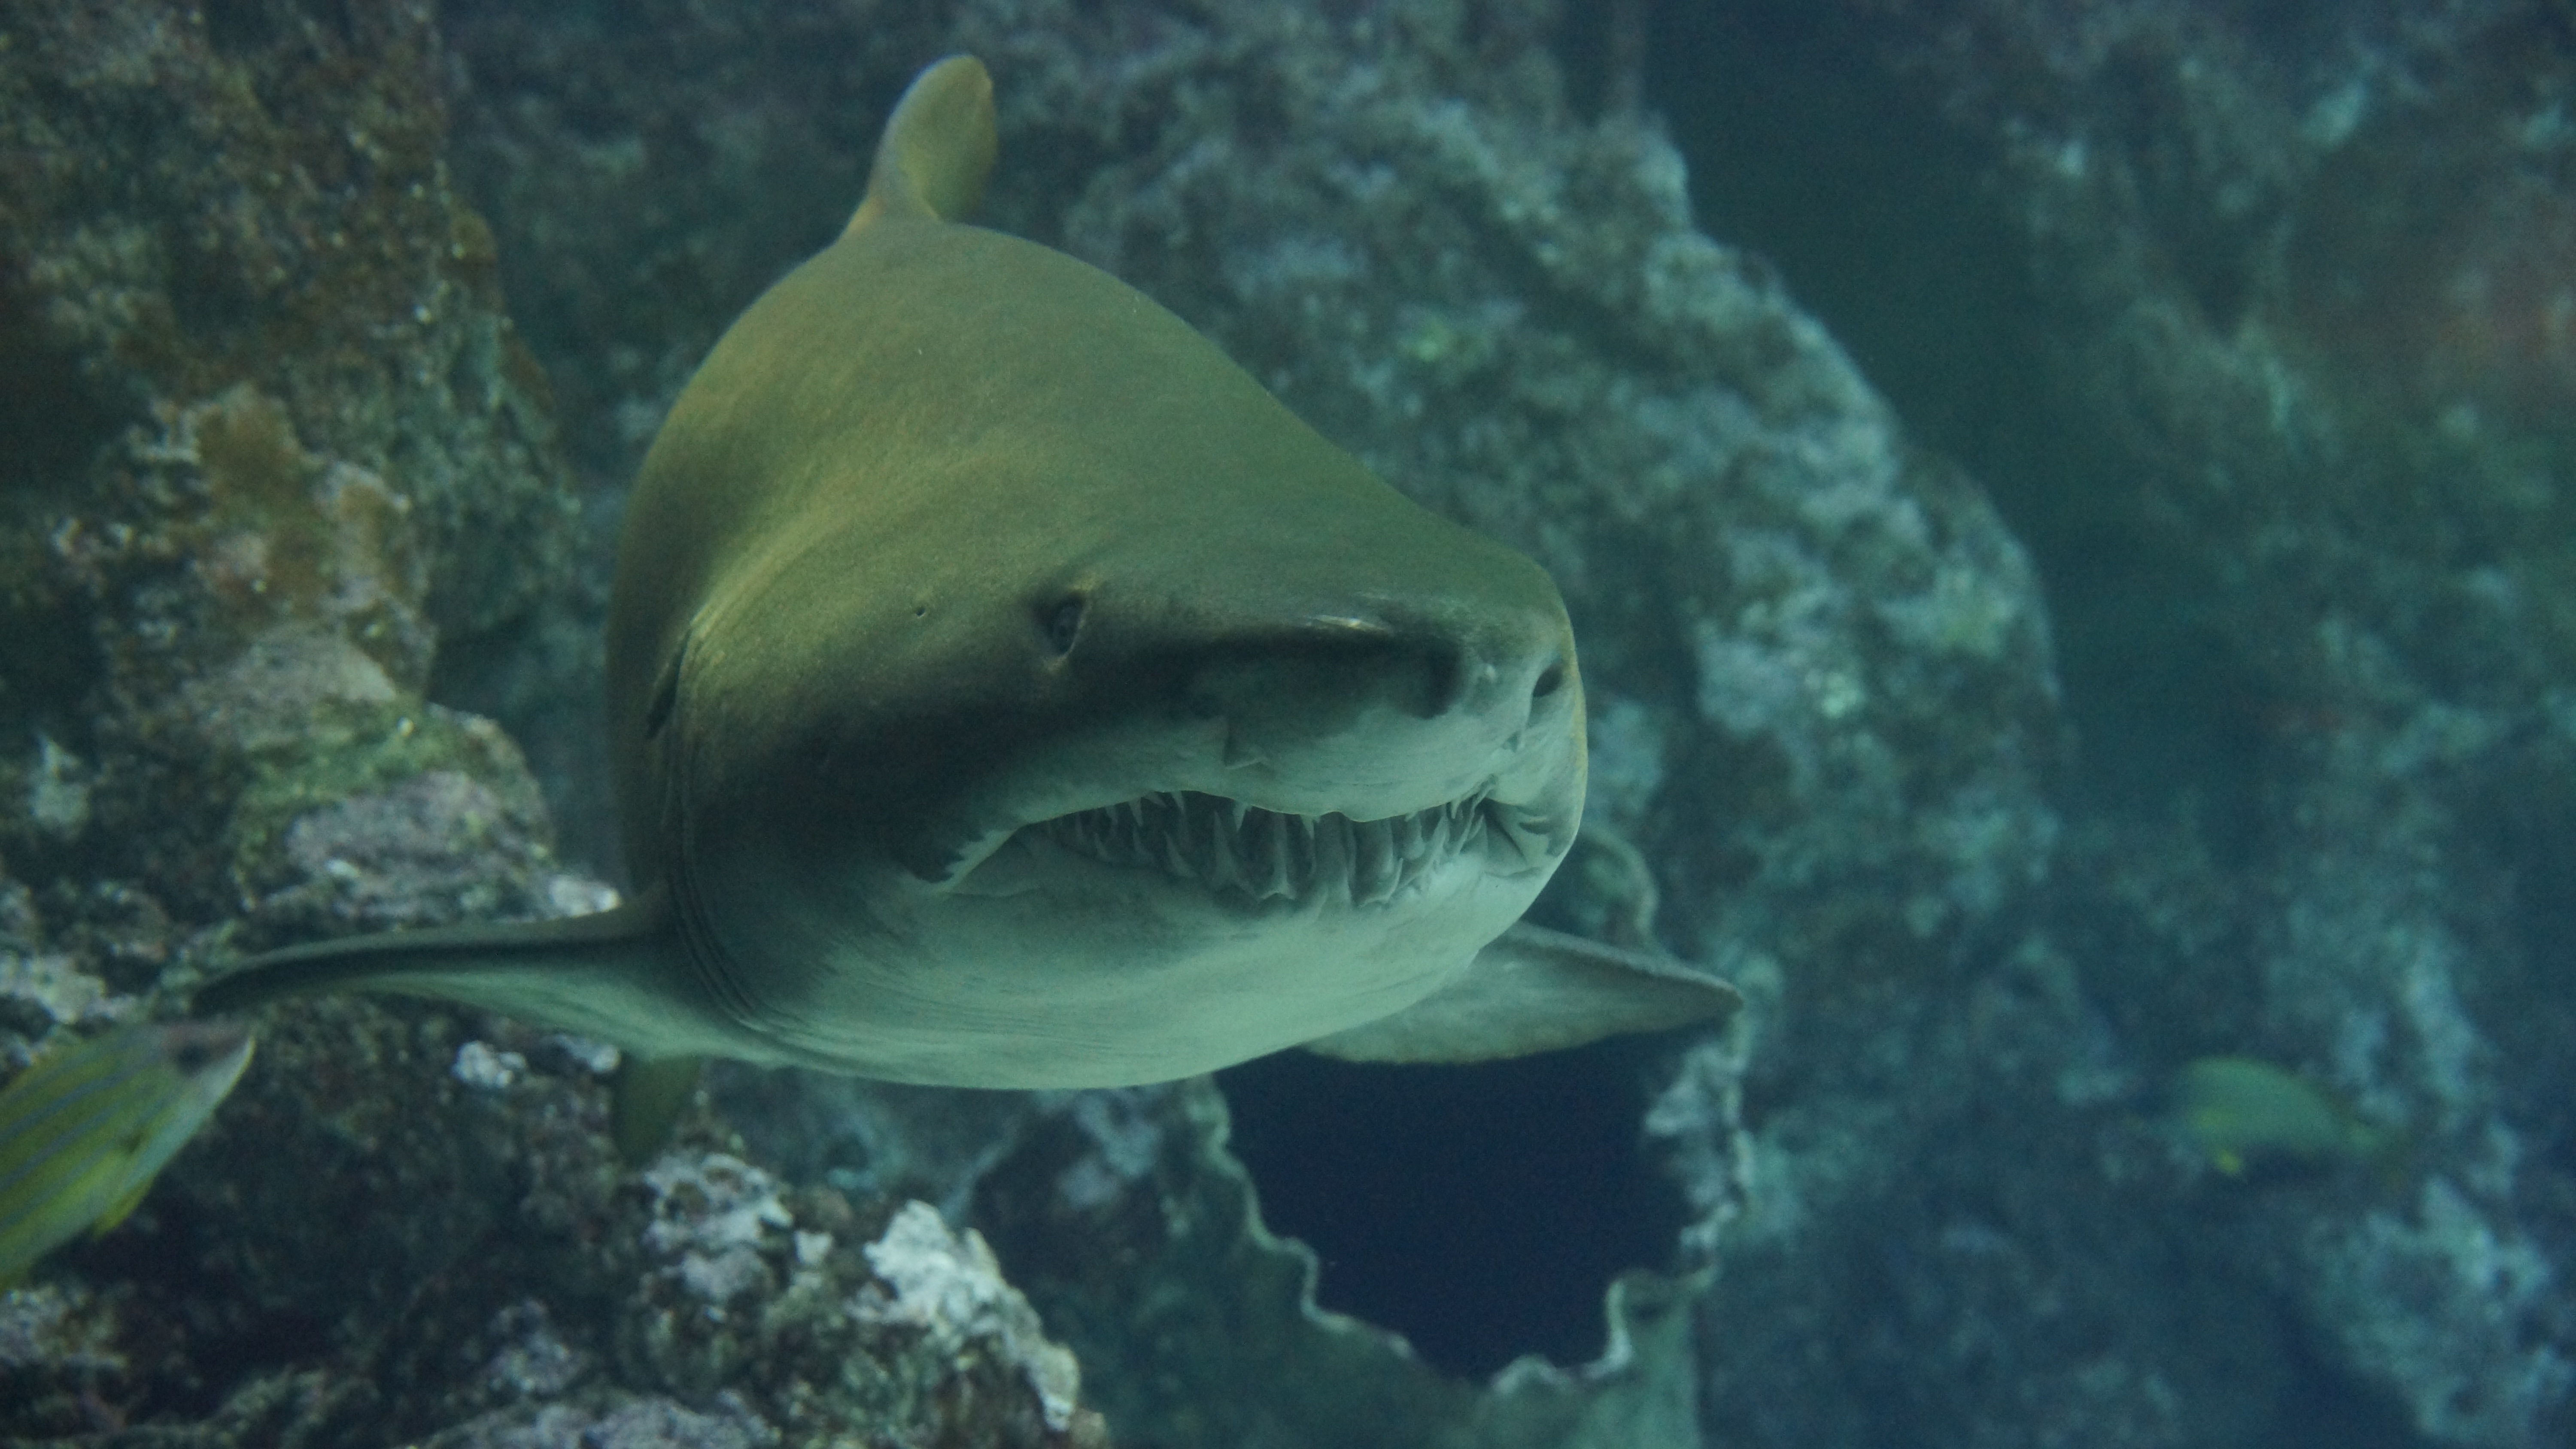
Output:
[2168,1055,2394,1177]
[0,1021,254,1285]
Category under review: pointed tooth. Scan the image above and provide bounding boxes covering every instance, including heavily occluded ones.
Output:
[1146,798,1174,868]
[1261,812,1291,899]
[1353,819,1392,903]
[1204,809,1239,890]
[1227,797,1250,831]
[1199,800,1233,887]
[1309,816,1345,900]
[1228,805,1260,895]
[1205,800,1233,884]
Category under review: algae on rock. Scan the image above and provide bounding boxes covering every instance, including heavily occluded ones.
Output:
[0,3,1106,1444]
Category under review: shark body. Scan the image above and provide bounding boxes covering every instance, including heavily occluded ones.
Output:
[197,58,1733,1125]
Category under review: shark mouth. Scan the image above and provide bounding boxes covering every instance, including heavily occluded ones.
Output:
[1032,789,1554,905]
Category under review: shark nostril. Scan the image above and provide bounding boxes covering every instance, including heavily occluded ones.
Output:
[1530,660,1566,702]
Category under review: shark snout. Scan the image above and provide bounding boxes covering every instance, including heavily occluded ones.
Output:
[1177,607,1578,816]
[1186,611,1561,720]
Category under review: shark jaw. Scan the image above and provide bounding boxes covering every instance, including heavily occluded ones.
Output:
[1001,788,1559,908]
[800,771,1571,1087]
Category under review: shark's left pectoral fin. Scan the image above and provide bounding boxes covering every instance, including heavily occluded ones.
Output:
[1304,923,1739,1064]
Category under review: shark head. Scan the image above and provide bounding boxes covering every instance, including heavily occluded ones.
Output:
[635,221,1589,1084]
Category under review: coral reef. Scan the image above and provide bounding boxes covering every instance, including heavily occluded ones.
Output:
[57,0,2564,1445]
[0,1,1103,1443]
[0,0,582,949]
[1637,1,2576,1445]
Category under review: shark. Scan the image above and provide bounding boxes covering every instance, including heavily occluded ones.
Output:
[195,56,1735,1151]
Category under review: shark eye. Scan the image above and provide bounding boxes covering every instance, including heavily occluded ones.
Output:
[1531,660,1566,700]
[1042,596,1087,657]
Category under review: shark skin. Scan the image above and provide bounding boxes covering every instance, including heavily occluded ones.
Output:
[195,57,1735,1134]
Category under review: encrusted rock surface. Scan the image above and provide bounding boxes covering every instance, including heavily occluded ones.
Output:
[0,2,1103,1444]
[50,0,2533,1446]
[0,0,580,955]
[1643,3,2576,1446]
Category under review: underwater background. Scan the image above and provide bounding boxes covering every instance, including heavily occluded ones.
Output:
[2,0,2572,1444]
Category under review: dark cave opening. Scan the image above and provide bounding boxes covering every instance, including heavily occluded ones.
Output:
[1214,1034,1689,1382]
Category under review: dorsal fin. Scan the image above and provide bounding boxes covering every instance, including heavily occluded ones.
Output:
[846,55,997,236]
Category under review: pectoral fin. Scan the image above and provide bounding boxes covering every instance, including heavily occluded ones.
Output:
[189,887,738,1064]
[1304,923,1739,1064]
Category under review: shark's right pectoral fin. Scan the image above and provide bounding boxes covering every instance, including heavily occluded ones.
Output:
[192,888,722,1164]
[189,886,714,1055]
[1303,922,1740,1065]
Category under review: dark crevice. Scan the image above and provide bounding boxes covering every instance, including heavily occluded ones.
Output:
[0,269,128,508]
[1216,1037,1689,1380]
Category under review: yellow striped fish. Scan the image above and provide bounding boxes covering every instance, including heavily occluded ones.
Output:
[2169,1055,2396,1176]
[0,1021,254,1285]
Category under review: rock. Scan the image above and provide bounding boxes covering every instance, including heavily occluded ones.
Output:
[0,3,1108,1444]
[1642,3,2576,1445]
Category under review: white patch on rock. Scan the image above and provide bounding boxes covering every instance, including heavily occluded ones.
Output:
[0,951,128,1028]
[451,1040,526,1090]
[1053,1088,1166,1213]
[852,1200,1081,1431]
[540,874,621,919]
[26,735,91,837]
[641,1152,792,1310]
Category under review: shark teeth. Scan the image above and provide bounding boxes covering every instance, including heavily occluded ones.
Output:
[1035,789,1541,905]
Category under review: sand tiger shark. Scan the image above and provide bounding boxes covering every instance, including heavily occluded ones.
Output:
[196,56,1735,1152]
